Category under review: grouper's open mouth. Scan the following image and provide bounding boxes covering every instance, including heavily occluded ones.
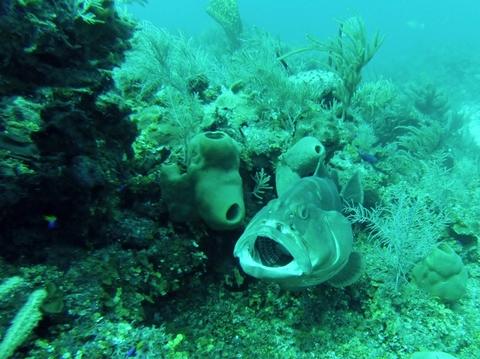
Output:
[253,236,293,267]
[234,220,313,279]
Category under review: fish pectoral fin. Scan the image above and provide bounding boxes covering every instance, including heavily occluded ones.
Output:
[275,165,301,197]
[341,172,364,205]
[327,251,363,288]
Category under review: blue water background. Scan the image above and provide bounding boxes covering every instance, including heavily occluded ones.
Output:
[128,1,480,94]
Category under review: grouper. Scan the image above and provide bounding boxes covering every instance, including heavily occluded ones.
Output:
[234,164,363,289]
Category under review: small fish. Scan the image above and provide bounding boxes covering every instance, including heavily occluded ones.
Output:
[117,183,128,193]
[43,214,58,230]
[275,49,290,73]
[358,151,378,164]
[125,347,136,357]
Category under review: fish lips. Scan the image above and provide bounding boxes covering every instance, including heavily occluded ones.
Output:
[234,220,312,280]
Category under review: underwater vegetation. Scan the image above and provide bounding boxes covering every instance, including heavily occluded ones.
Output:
[279,16,384,121]
[1,0,480,358]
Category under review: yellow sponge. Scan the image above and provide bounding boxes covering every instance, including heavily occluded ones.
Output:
[206,0,242,46]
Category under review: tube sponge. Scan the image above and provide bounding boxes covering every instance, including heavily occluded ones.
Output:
[275,136,326,196]
[188,131,245,230]
[160,131,245,230]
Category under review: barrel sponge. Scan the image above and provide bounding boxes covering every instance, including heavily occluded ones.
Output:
[187,131,245,230]
[411,243,467,302]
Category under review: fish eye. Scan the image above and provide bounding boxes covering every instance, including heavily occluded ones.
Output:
[297,205,309,219]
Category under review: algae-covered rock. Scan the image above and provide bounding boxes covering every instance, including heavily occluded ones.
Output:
[411,243,468,302]
[288,70,343,102]
[204,89,257,129]
[0,0,134,96]
[0,1,137,255]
